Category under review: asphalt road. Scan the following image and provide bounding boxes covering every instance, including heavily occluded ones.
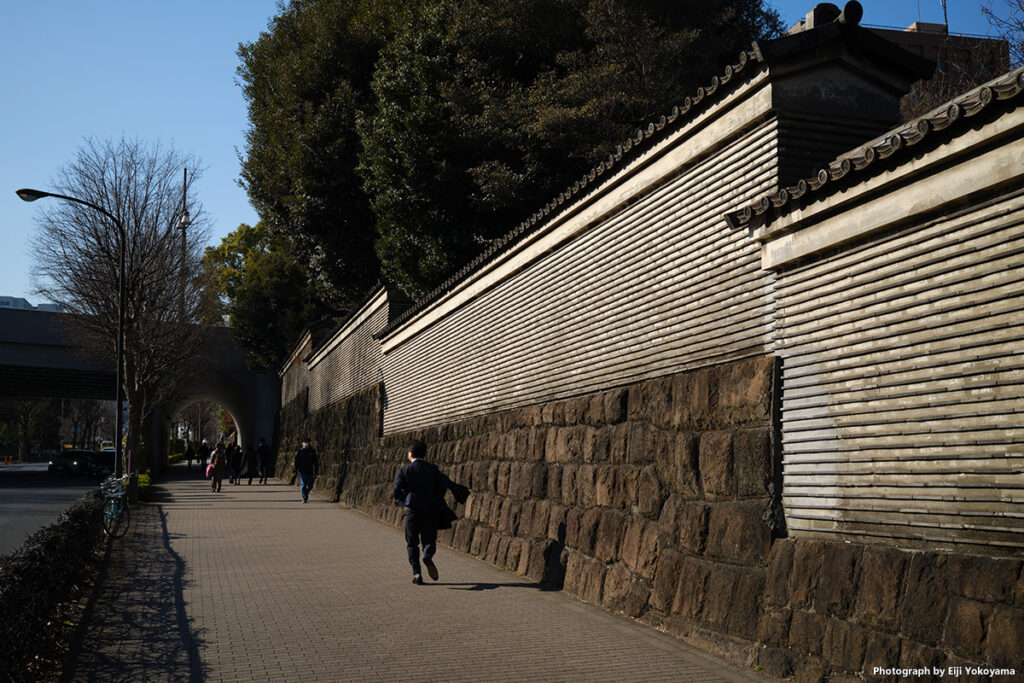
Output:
[0,463,97,556]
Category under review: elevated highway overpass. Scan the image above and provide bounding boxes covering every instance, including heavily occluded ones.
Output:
[0,308,279,467]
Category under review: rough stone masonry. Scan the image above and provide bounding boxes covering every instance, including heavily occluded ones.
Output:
[278,355,1024,679]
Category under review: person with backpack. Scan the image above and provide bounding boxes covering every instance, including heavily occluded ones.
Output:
[209,443,226,493]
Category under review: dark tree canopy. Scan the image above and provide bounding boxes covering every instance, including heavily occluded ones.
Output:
[204,223,329,373]
[238,0,782,301]
[237,0,390,305]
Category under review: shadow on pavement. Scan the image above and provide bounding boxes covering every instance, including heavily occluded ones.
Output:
[437,581,561,592]
[60,503,205,682]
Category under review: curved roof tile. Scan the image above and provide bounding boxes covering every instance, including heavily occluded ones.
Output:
[726,68,1024,231]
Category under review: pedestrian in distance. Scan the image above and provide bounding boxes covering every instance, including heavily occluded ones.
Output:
[199,439,211,467]
[229,443,243,485]
[257,438,272,484]
[210,443,226,493]
[185,442,195,471]
[392,440,469,585]
[293,438,319,503]
[245,443,259,485]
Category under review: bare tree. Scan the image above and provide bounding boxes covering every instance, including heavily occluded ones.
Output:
[900,33,1011,120]
[984,0,1024,66]
[179,400,218,445]
[62,399,108,448]
[30,137,216,472]
[0,399,50,462]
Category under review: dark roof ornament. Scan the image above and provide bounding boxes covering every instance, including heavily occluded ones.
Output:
[797,2,862,30]
[838,1,863,26]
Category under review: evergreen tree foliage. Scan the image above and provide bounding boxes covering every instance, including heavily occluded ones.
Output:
[238,0,782,300]
[204,223,329,372]
[237,1,393,305]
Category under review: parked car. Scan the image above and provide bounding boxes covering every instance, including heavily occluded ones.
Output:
[84,451,116,478]
[48,449,95,475]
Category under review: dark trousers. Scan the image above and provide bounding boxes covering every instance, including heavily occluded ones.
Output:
[405,509,438,576]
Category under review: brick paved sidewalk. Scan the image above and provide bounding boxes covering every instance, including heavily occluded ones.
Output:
[62,466,765,682]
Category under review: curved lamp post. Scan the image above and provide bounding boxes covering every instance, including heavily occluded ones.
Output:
[16,188,128,479]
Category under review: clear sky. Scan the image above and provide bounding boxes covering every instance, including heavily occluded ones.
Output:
[0,1,998,305]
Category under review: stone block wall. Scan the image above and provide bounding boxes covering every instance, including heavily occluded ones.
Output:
[756,540,1024,680]
[276,384,382,501]
[363,356,781,610]
[276,356,1024,680]
[278,356,783,640]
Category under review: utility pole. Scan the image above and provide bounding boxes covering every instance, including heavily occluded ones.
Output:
[179,168,189,322]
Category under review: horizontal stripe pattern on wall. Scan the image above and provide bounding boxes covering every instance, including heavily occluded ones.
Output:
[381,119,781,434]
[777,189,1024,552]
[308,301,387,413]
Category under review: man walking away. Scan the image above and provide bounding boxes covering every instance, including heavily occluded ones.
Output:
[229,444,244,485]
[257,438,272,484]
[185,442,194,471]
[294,438,319,504]
[393,440,465,584]
[245,444,259,485]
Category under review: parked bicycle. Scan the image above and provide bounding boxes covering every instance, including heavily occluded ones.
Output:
[100,474,131,537]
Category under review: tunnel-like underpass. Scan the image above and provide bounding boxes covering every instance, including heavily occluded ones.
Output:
[0,308,279,469]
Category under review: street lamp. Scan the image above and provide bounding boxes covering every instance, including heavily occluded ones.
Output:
[16,188,129,480]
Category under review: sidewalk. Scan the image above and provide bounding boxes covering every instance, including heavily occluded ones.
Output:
[62,466,765,682]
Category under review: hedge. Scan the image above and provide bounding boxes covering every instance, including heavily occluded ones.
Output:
[0,490,105,681]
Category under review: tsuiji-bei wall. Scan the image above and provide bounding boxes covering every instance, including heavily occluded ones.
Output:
[278,6,1024,679]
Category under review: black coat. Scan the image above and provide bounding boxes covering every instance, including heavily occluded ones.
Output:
[294,446,319,478]
[393,459,469,530]
[393,459,449,512]
[244,447,259,475]
[257,443,272,467]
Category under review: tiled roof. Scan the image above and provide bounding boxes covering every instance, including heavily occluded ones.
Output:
[726,66,1024,232]
[308,280,388,355]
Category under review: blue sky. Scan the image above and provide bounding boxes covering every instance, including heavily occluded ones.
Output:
[0,1,997,304]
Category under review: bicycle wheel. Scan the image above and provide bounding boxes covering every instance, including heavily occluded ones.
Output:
[102,497,130,538]
[117,502,131,537]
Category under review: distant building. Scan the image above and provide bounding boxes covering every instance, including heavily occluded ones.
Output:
[0,296,64,313]
[868,22,1009,83]
[0,296,33,310]
[787,5,1010,120]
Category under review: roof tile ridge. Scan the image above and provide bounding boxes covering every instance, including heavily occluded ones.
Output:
[377,47,765,339]
[726,67,1024,231]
